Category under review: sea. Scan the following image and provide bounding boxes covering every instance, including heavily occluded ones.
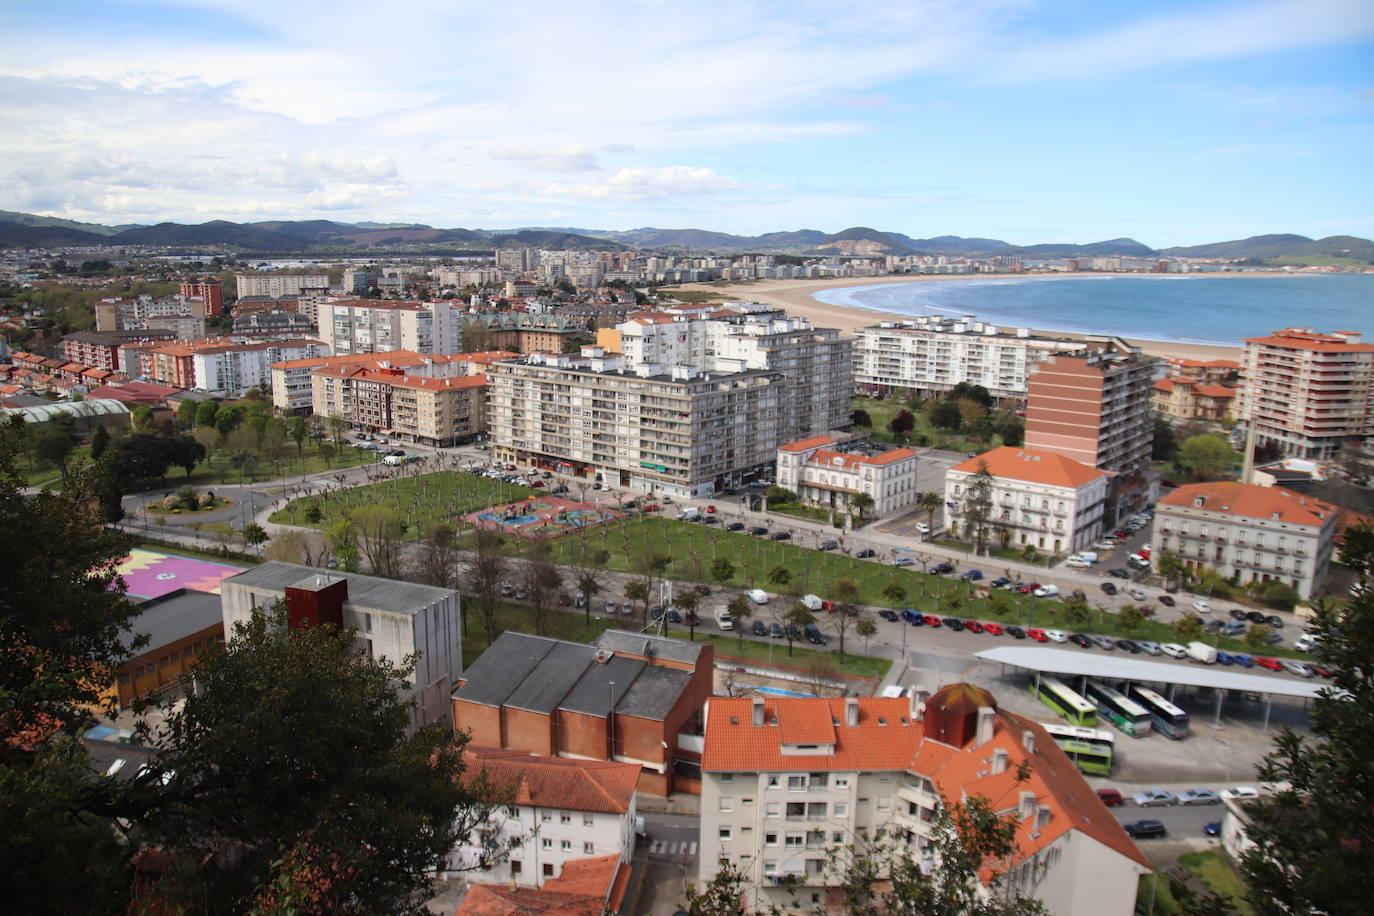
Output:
[811,273,1374,347]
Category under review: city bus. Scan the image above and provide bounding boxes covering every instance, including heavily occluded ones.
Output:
[1028,675,1098,728]
[1083,680,1153,738]
[1127,684,1192,739]
[1041,723,1115,775]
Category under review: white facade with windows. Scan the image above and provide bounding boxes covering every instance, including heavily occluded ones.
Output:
[448,796,635,886]
[775,436,920,517]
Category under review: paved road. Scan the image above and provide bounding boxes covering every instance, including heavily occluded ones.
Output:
[637,812,700,916]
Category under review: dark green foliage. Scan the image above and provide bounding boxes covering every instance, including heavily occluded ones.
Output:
[851,409,872,428]
[948,382,992,408]
[89,423,111,461]
[889,408,916,437]
[930,399,962,431]
[195,400,219,428]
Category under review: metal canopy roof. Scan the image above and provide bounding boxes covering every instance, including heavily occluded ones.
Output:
[974,646,1324,700]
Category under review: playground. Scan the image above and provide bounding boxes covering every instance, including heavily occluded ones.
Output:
[464,496,619,539]
[115,549,248,600]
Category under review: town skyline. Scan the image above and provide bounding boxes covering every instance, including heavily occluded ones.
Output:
[3,0,1372,246]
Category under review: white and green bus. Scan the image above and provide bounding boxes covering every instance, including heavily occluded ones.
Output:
[1028,675,1098,728]
[1127,684,1191,739]
[1083,680,1153,738]
[1042,723,1115,775]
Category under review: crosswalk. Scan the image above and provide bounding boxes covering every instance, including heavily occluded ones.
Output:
[649,839,698,857]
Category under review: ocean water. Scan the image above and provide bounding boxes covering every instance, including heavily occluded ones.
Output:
[811,273,1374,346]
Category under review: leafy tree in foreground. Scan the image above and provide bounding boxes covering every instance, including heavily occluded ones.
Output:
[1238,528,1374,916]
[133,604,506,915]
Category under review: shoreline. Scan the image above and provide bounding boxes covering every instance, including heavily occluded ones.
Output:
[668,273,1281,362]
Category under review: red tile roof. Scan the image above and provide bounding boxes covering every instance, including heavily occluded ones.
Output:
[462,747,639,814]
[1159,482,1337,527]
[1243,329,1374,353]
[950,446,1107,489]
[1193,384,1236,399]
[778,435,836,453]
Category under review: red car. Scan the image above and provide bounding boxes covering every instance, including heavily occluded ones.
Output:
[821,600,836,612]
[643,503,661,512]
[706,505,716,513]
[528,479,545,487]
[983,622,1004,636]
[922,615,942,627]
[1256,656,1282,671]
[963,620,984,633]
[1026,628,1049,642]
[1017,582,1040,594]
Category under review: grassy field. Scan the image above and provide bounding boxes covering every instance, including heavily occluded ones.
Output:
[853,396,1008,453]
[1178,850,1254,914]
[697,631,891,679]
[269,470,536,537]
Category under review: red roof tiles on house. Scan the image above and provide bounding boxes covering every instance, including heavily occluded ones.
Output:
[1159,482,1337,527]
[462,747,639,815]
[949,446,1107,489]
[778,435,837,453]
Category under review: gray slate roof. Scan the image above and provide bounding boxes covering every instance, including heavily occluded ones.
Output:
[453,630,697,722]
[595,629,706,665]
[120,588,223,653]
[222,561,455,616]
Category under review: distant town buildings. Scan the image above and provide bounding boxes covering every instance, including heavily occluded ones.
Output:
[944,446,1110,555]
[1153,481,1340,599]
[312,365,487,447]
[179,277,224,316]
[317,298,464,356]
[1236,327,1374,460]
[140,338,326,397]
[775,435,920,518]
[234,272,329,299]
[852,316,1098,402]
[95,294,209,337]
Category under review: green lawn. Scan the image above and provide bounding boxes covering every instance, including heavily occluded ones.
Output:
[269,470,536,537]
[853,396,1006,453]
[1178,850,1254,915]
[770,502,838,525]
[695,631,891,679]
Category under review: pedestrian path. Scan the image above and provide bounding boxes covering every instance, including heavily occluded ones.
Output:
[648,840,698,857]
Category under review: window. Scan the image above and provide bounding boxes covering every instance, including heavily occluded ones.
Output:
[560,813,571,824]
[787,775,807,791]
[719,797,734,812]
[834,803,848,817]
[807,802,827,819]
[743,798,754,806]
[834,776,849,789]
[584,842,595,854]
[511,861,522,875]
[719,827,732,840]
[719,773,734,783]
[541,812,552,822]
[766,833,778,846]
[809,773,828,789]
[543,863,554,877]
[767,776,780,788]
[766,802,779,817]
[833,832,844,844]
[583,815,593,827]
[785,834,803,848]
[561,840,571,851]
[806,859,825,876]
[786,802,806,819]
[542,838,553,849]
[878,796,891,811]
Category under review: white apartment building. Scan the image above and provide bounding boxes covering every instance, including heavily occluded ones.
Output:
[852,316,1096,402]
[487,348,785,497]
[1153,481,1339,599]
[317,298,464,357]
[270,349,461,411]
[141,338,325,397]
[234,273,330,298]
[944,446,1109,555]
[95,294,209,333]
[1236,327,1374,459]
[699,687,1150,916]
[612,312,852,443]
[220,563,461,732]
[775,436,920,517]
[446,748,638,885]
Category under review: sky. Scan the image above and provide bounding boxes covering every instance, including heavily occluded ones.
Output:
[1,0,1372,247]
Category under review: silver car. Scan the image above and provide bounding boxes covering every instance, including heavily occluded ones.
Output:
[1134,789,1178,807]
[1179,789,1220,806]
[1138,641,1163,656]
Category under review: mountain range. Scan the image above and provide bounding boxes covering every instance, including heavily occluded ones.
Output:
[0,210,1368,264]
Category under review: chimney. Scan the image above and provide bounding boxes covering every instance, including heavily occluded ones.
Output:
[910,687,930,722]
[1019,791,1036,819]
[844,697,859,727]
[752,697,765,727]
[1036,805,1052,830]
[975,707,996,747]
[991,748,1009,775]
[1021,729,1036,754]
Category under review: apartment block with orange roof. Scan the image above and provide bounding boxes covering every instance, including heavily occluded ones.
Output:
[943,446,1110,555]
[269,348,458,411]
[444,747,639,886]
[1236,327,1374,460]
[310,365,487,447]
[141,338,326,397]
[1154,481,1339,598]
[698,685,1149,915]
[776,435,920,517]
[1151,376,1237,422]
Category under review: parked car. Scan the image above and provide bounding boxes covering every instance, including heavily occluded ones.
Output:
[1096,788,1124,807]
[915,522,931,534]
[1026,628,1048,642]
[1158,595,1176,607]
[962,620,984,633]
[748,526,768,536]
[1220,786,1261,802]
[1044,629,1068,643]
[1107,568,1131,579]
[1034,584,1060,598]
[1068,634,1092,648]
[879,609,899,622]
[960,569,983,581]
[990,577,1012,589]
[1134,789,1178,807]
[1282,661,1314,678]
[752,620,768,636]
[667,610,682,623]
[923,615,942,628]
[770,531,791,541]
[1230,653,1256,668]
[1216,651,1234,666]
[1124,820,1168,839]
[931,562,955,575]
[1266,614,1284,628]
[1179,789,1220,806]
[1100,582,1118,595]
[983,622,1004,636]
[1193,600,1212,614]
[1256,656,1282,671]
[1017,582,1040,594]
[1204,822,1222,837]
[942,618,964,632]
[892,556,913,567]
[1004,625,1026,639]
[1116,639,1141,654]
[818,539,839,551]
[769,622,784,639]
[1091,635,1117,651]
[604,600,618,614]
[694,584,712,595]
[856,548,877,558]
[1138,641,1163,656]
[1129,588,1147,602]
[1161,643,1187,658]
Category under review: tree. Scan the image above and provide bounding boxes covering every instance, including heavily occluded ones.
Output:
[960,461,996,555]
[831,578,863,659]
[728,596,752,651]
[33,422,78,484]
[624,580,650,623]
[1173,612,1205,643]
[889,408,917,439]
[851,409,872,429]
[857,615,878,653]
[766,485,796,505]
[414,522,462,591]
[520,543,563,637]
[241,522,268,555]
[1338,522,1374,589]
[168,433,206,480]
[918,490,943,532]
[681,862,749,916]
[1156,549,1184,587]
[285,415,308,462]
[766,564,792,594]
[134,603,506,914]
[930,399,963,431]
[1059,597,1092,630]
[849,492,875,523]
[195,400,219,429]
[89,423,111,461]
[324,518,361,572]
[949,382,993,409]
[264,529,327,567]
[1243,623,1272,650]
[104,432,176,489]
[350,506,406,579]
[1116,605,1147,637]
[781,602,815,656]
[215,404,246,441]
[1152,417,1178,462]
[710,557,736,591]
[131,406,156,432]
[673,590,702,641]
[1178,433,1240,481]
[1239,565,1374,916]
[176,398,198,430]
[467,529,509,644]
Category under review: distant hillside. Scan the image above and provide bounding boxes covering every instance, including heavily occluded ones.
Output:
[491,229,625,251]
[1161,234,1374,263]
[0,220,111,247]
[114,220,303,249]
[1010,237,1157,258]
[0,210,120,236]
[896,234,1014,254]
[814,226,919,256]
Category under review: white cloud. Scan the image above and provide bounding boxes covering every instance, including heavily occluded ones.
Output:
[489,144,602,173]
[539,167,741,201]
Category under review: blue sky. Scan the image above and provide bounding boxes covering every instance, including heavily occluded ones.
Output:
[1,0,1371,246]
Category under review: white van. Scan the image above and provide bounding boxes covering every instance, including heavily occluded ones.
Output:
[747,588,769,605]
[1186,641,1218,665]
[1295,633,1321,653]
[1161,642,1188,659]
[678,507,701,521]
[801,594,825,611]
[1066,551,1098,567]
[715,608,734,630]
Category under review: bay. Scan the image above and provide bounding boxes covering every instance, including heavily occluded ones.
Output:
[811,273,1374,346]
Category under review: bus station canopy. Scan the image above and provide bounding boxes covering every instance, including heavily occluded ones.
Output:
[974,646,1325,701]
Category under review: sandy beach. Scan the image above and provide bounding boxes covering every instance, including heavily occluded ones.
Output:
[672,273,1264,362]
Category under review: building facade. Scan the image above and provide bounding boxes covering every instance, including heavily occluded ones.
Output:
[270,349,452,411]
[852,316,1097,402]
[96,294,208,335]
[775,436,920,518]
[62,330,175,372]
[1153,482,1339,599]
[114,589,225,710]
[943,446,1109,555]
[180,278,224,316]
[318,298,464,356]
[698,686,1149,916]
[446,747,638,885]
[312,367,486,447]
[488,349,785,497]
[1152,377,1237,423]
[234,273,330,298]
[1236,327,1374,460]
[141,338,326,396]
[220,563,461,732]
